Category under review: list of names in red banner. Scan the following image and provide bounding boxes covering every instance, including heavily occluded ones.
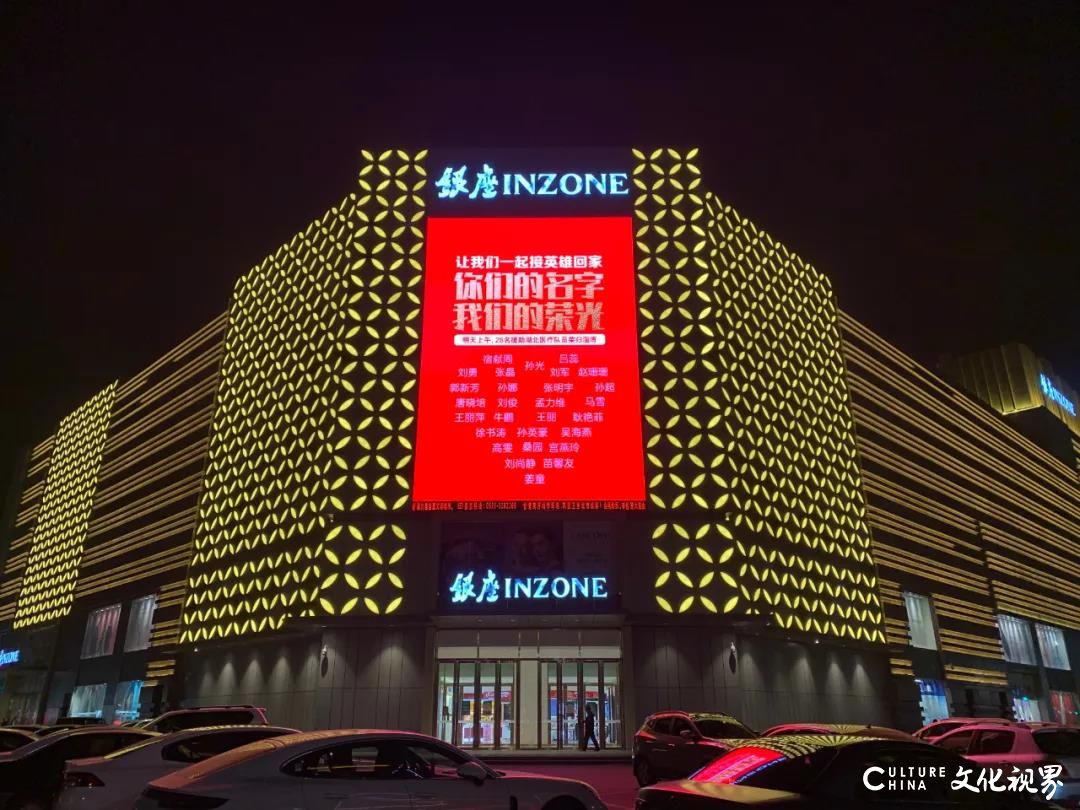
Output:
[412,216,645,508]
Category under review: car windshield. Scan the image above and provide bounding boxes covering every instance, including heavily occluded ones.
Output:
[695,719,754,739]
[927,722,963,736]
[165,737,282,781]
[1034,730,1080,756]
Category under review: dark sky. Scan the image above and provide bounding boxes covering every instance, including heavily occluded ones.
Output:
[1,2,1077,499]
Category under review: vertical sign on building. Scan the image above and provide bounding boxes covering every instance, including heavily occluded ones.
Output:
[412,150,646,510]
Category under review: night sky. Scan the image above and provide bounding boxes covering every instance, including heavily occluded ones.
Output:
[1,2,1077,501]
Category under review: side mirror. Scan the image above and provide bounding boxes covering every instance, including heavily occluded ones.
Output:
[456,760,489,784]
[680,729,699,740]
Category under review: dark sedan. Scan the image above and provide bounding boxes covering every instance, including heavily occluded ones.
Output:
[0,726,157,810]
[636,735,1052,809]
[634,710,757,785]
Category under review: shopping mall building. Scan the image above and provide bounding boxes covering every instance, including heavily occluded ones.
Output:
[0,147,1077,750]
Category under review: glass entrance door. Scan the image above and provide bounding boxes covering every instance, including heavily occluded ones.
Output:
[437,658,621,750]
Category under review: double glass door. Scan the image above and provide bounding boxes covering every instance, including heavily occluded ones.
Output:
[437,661,515,749]
[540,659,621,749]
[437,659,621,750]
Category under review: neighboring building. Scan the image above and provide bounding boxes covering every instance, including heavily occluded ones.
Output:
[842,319,1080,730]
[0,147,1076,745]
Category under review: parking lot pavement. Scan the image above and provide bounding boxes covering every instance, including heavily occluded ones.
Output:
[509,762,639,810]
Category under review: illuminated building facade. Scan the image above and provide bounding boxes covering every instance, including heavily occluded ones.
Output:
[0,148,1076,743]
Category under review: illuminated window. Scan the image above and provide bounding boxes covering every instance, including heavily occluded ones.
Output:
[114,680,143,722]
[1012,687,1046,722]
[915,678,949,724]
[81,604,121,659]
[1035,623,1070,670]
[124,595,156,652]
[69,683,107,718]
[1048,692,1079,727]
[903,593,938,650]
[997,615,1037,665]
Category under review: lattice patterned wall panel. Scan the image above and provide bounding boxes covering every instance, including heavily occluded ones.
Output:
[634,147,884,643]
[13,384,115,628]
[181,149,424,642]
[316,148,424,616]
[0,435,54,622]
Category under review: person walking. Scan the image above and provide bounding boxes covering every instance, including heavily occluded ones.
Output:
[584,705,600,751]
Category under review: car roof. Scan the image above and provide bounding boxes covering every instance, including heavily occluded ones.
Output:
[172,724,295,734]
[718,734,898,758]
[7,726,158,758]
[650,711,744,723]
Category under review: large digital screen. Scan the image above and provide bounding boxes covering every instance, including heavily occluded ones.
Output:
[412,216,645,509]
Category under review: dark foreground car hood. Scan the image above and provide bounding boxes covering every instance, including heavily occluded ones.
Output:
[638,781,806,808]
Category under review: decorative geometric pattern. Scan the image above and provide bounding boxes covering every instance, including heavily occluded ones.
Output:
[181,149,424,642]
[315,149,424,617]
[14,384,115,628]
[317,523,407,616]
[0,434,54,622]
[633,147,884,643]
[651,522,740,615]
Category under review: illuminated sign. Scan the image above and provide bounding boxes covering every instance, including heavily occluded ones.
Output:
[0,648,19,667]
[449,569,609,604]
[412,216,646,509]
[1040,373,1076,416]
[435,164,629,201]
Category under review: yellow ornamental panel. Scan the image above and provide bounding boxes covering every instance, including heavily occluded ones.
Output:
[635,148,884,643]
[180,150,424,643]
[14,384,116,628]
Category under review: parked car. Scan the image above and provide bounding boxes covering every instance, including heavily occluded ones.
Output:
[914,716,1012,743]
[57,724,299,810]
[5,725,46,735]
[37,723,103,736]
[0,728,38,752]
[636,735,1050,808]
[140,705,270,733]
[136,729,606,810]
[762,723,918,742]
[934,722,1080,806]
[633,711,757,785]
[56,716,102,726]
[0,726,157,810]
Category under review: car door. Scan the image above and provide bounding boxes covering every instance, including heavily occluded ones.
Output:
[287,740,411,810]
[935,728,976,757]
[398,740,506,810]
[645,717,675,777]
[966,729,1016,770]
[634,717,661,769]
[666,716,710,778]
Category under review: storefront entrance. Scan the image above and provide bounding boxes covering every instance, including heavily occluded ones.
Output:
[434,627,623,750]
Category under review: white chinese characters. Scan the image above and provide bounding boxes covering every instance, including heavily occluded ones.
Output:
[435,165,630,200]
[449,571,609,604]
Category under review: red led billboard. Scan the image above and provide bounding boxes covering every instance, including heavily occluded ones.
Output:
[412,216,645,509]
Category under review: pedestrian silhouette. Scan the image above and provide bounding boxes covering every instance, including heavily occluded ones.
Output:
[584,705,599,751]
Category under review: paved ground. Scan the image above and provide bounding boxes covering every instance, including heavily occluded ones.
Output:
[508,762,639,810]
